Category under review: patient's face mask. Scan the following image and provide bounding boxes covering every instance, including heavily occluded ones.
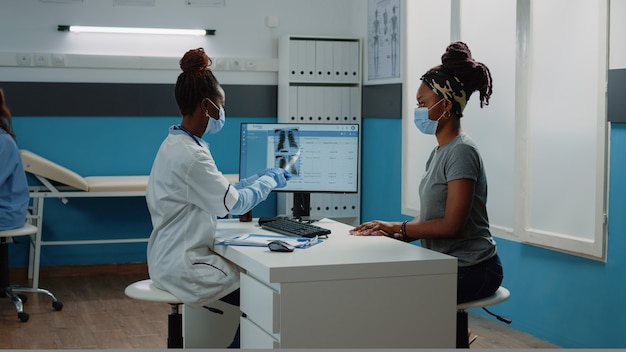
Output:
[413,99,444,135]
[204,99,225,135]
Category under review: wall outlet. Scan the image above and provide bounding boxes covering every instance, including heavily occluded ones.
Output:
[16,53,32,66]
[229,58,242,70]
[33,54,49,66]
[51,54,65,67]
[215,58,229,70]
[244,59,256,71]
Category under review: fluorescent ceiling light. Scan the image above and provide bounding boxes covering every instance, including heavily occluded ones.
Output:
[58,25,215,36]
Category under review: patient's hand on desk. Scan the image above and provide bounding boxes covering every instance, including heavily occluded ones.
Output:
[349,220,392,237]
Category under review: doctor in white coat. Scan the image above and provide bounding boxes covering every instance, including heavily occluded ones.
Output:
[145,48,290,348]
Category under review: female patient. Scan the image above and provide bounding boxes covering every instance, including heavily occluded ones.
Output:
[0,88,29,231]
[146,48,289,348]
[351,42,503,305]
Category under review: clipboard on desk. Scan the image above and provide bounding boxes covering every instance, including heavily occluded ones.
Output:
[216,233,320,249]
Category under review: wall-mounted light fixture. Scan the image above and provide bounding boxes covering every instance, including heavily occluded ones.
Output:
[57,25,215,36]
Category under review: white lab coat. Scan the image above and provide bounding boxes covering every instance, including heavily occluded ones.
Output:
[146,128,241,307]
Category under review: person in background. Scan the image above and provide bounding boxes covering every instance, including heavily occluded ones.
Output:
[145,48,291,348]
[350,41,503,305]
[0,88,29,231]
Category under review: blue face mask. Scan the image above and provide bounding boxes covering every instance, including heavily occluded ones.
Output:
[413,99,444,135]
[205,99,225,135]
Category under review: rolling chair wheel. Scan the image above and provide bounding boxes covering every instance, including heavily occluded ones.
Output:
[18,312,29,322]
[52,301,63,311]
[17,293,27,304]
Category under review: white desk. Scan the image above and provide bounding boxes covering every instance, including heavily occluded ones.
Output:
[184,218,457,348]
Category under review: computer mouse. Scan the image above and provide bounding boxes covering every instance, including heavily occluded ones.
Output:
[268,240,295,252]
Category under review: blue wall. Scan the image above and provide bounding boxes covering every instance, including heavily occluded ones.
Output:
[360,118,412,224]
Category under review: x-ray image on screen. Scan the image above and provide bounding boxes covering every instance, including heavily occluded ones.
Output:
[274,128,301,176]
[239,123,359,194]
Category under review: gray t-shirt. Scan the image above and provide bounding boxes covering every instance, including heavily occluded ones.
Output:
[419,132,496,267]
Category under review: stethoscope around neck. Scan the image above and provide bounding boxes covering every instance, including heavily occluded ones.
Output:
[175,124,204,148]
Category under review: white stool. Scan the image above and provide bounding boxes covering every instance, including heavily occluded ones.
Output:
[0,223,63,322]
[125,279,183,348]
[456,286,511,348]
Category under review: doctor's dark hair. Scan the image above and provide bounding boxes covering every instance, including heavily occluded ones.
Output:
[0,88,16,139]
[174,48,222,116]
[430,41,493,110]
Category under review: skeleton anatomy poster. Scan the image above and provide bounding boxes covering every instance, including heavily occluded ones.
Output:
[367,0,401,82]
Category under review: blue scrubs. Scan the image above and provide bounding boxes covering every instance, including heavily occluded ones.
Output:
[0,130,29,230]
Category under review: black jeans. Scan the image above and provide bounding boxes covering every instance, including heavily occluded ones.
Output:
[457,253,503,304]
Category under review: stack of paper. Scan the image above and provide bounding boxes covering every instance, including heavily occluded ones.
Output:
[216,234,319,249]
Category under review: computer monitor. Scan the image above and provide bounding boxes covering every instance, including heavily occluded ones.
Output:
[239,123,359,218]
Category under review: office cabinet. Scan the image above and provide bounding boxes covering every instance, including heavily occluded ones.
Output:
[277,35,362,226]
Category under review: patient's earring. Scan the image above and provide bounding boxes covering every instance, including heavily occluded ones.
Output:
[205,110,210,117]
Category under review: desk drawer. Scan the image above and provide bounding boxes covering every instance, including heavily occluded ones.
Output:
[241,316,279,349]
[240,273,280,335]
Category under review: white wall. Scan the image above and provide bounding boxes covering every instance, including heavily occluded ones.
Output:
[0,0,367,84]
[610,0,626,69]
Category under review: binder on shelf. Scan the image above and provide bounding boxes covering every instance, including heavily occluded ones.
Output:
[350,87,360,121]
[295,40,307,82]
[297,86,308,121]
[332,41,344,82]
[289,86,298,122]
[289,40,300,81]
[308,86,324,122]
[305,40,316,82]
[323,86,337,122]
[344,41,360,82]
[338,87,352,122]
[314,40,325,81]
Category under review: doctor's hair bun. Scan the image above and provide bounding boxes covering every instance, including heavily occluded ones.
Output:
[180,48,213,73]
[174,48,220,116]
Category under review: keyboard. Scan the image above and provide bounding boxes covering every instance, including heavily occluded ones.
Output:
[260,218,331,238]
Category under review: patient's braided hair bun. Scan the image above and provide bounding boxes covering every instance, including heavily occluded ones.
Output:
[175,48,221,116]
[439,41,493,108]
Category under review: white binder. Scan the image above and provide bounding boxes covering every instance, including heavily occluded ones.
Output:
[305,40,316,81]
[289,86,298,122]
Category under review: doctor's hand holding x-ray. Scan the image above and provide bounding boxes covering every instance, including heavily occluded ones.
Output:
[145,48,290,349]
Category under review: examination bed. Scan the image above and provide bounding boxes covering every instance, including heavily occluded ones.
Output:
[19,149,237,288]
[19,149,149,289]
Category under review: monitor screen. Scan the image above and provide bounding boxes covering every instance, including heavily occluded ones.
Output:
[239,123,359,193]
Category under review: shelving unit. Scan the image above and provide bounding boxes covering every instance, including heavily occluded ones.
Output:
[277,35,362,226]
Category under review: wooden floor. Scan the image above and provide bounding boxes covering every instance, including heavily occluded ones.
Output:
[1,263,558,349]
